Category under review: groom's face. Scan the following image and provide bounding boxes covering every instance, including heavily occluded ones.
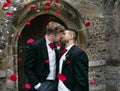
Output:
[53,32,64,42]
[60,30,72,44]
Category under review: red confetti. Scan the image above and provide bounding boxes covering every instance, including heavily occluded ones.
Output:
[89,80,97,85]
[26,21,31,25]
[6,11,13,16]
[30,5,35,10]
[27,38,34,44]
[24,4,29,7]
[46,2,50,9]
[3,2,10,7]
[85,21,91,27]
[57,73,66,81]
[50,0,53,3]
[35,2,39,7]
[29,16,34,21]
[9,74,17,81]
[18,57,22,62]
[56,10,60,15]
[56,0,60,3]
[6,0,11,4]
[44,60,49,63]
[25,83,31,89]
[43,10,47,14]
[18,34,22,39]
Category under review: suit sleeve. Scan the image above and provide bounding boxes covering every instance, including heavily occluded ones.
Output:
[74,51,89,91]
[23,44,39,86]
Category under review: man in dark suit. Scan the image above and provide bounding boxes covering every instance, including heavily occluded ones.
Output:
[57,29,89,91]
[24,21,65,91]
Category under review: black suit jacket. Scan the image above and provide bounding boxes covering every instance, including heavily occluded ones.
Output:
[24,38,59,87]
[58,45,89,91]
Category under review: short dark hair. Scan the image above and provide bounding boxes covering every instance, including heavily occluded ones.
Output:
[46,21,65,35]
[67,28,78,41]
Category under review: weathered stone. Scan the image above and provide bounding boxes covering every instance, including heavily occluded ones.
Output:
[0,70,6,78]
[0,0,120,91]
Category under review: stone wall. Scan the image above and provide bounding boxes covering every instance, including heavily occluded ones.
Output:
[0,0,120,91]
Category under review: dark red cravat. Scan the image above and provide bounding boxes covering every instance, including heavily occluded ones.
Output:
[61,48,67,56]
[49,43,55,49]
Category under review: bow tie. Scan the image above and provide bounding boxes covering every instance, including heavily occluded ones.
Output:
[61,48,67,56]
[49,43,55,49]
[55,42,61,47]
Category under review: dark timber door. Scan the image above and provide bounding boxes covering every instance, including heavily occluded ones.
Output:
[18,14,66,91]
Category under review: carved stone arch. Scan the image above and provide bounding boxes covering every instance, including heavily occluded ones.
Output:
[7,0,91,90]
[12,0,90,46]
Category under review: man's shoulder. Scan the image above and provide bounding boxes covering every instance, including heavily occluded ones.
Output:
[32,38,45,47]
[73,45,86,54]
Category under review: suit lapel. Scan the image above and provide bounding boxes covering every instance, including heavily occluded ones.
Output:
[41,38,49,69]
[62,45,76,71]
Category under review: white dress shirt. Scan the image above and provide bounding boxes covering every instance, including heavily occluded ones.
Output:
[34,36,56,89]
[58,44,74,91]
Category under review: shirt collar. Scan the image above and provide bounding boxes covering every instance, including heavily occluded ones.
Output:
[45,35,53,45]
[66,43,74,51]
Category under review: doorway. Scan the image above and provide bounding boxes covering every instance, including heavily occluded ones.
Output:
[18,14,66,91]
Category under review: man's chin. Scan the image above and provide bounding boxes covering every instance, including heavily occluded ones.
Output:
[60,41,66,45]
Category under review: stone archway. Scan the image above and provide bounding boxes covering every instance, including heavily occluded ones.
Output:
[0,0,90,91]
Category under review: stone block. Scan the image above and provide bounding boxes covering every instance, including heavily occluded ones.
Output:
[0,70,6,78]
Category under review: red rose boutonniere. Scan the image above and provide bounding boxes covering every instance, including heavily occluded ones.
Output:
[57,73,66,81]
[66,60,71,64]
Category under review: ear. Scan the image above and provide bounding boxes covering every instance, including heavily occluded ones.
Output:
[70,34,74,39]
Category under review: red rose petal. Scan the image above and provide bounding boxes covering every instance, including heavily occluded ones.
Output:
[30,5,35,10]
[43,10,47,14]
[85,22,91,26]
[18,57,22,62]
[50,0,53,3]
[35,2,39,7]
[66,60,70,64]
[30,16,34,21]
[25,83,31,89]
[56,0,60,3]
[26,21,31,25]
[27,38,34,44]
[89,80,96,85]
[24,4,29,7]
[18,34,22,39]
[9,74,17,81]
[56,10,60,15]
[44,60,49,63]
[6,11,13,16]
[46,2,50,9]
[3,2,10,7]
[6,0,11,4]
[57,73,66,81]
